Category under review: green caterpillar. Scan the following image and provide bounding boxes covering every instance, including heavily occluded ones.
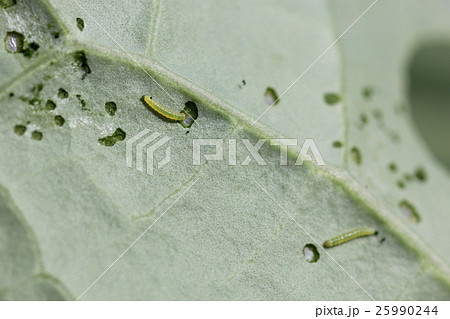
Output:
[143,96,186,121]
[323,227,377,248]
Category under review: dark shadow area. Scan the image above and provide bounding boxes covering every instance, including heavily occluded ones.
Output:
[408,44,450,171]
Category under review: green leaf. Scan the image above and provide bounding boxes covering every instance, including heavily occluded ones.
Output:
[1,0,449,300]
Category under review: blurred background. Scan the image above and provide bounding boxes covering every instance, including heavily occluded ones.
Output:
[409,44,450,171]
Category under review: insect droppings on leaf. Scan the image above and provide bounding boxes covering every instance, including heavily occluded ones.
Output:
[324,92,341,105]
[4,31,24,53]
[180,101,199,128]
[72,50,91,79]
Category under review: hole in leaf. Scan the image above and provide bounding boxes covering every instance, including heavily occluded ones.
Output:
[264,87,279,105]
[31,130,43,141]
[54,115,65,127]
[58,88,68,99]
[398,200,421,223]
[4,31,24,53]
[14,125,26,136]
[303,244,320,263]
[76,18,85,31]
[180,101,199,128]
[98,128,126,147]
[22,42,39,58]
[105,101,117,116]
[46,100,56,111]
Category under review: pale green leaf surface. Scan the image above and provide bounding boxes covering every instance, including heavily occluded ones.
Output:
[0,0,449,300]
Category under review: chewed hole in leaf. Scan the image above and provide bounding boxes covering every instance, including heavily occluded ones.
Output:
[4,31,24,53]
[105,102,117,116]
[58,88,68,99]
[54,115,65,127]
[76,18,85,31]
[46,100,56,110]
[303,244,320,263]
[264,87,279,105]
[180,101,199,128]
[14,125,26,136]
[72,50,91,79]
[98,128,126,147]
[31,130,43,141]
[22,42,40,58]
[399,200,421,223]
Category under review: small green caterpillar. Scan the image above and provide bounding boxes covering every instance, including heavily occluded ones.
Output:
[143,96,186,121]
[323,227,377,248]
